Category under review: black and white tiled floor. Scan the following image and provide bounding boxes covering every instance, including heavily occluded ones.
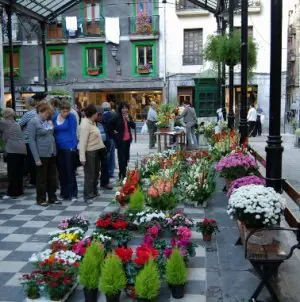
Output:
[0,151,206,302]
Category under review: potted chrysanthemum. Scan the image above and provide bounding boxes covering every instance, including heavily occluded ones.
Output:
[227,185,286,244]
[216,152,259,188]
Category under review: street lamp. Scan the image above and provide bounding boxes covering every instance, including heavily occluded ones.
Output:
[111,45,118,58]
[110,45,121,76]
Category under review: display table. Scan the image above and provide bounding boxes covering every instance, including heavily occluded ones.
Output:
[155,130,185,152]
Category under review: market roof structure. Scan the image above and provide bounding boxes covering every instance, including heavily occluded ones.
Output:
[0,0,81,22]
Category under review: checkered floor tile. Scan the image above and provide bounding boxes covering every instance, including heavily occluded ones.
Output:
[0,152,207,302]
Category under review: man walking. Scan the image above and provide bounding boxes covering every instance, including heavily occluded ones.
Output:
[247,103,257,137]
[146,101,158,149]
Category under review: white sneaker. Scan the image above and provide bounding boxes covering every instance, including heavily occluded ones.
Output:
[71,197,78,202]
[57,196,64,201]
[2,195,10,200]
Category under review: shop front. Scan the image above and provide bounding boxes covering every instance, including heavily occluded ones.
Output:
[74,89,163,121]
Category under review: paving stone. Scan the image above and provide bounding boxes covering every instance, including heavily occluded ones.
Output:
[16,242,47,252]
[5,273,23,286]
[0,250,12,260]
[3,251,34,262]
[1,220,26,227]
[0,209,25,215]
[9,215,35,221]
[0,261,27,273]
[22,220,49,228]
[2,234,31,243]
[35,228,58,235]
[188,268,206,281]
[0,227,18,234]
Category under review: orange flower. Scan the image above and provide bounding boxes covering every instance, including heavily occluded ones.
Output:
[148,187,158,198]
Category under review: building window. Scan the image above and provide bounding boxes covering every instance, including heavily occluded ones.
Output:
[136,0,153,15]
[47,20,64,39]
[83,44,105,77]
[4,48,20,78]
[133,41,156,76]
[47,47,66,79]
[234,26,254,38]
[183,29,203,65]
[83,0,102,35]
[178,87,193,105]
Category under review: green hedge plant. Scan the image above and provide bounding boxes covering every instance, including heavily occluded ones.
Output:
[135,259,161,300]
[128,187,145,213]
[99,254,126,296]
[166,248,187,286]
[79,241,105,289]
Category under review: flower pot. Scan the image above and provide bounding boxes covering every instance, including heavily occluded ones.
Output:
[106,292,121,302]
[88,70,99,76]
[83,288,99,302]
[202,233,212,241]
[125,284,136,299]
[26,293,40,300]
[169,284,185,299]
[138,69,150,74]
[159,127,170,133]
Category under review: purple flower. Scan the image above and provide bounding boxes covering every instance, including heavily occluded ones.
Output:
[227,176,266,197]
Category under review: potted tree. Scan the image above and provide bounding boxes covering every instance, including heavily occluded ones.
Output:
[204,30,257,75]
[79,242,105,302]
[135,259,161,301]
[166,248,187,299]
[99,254,127,302]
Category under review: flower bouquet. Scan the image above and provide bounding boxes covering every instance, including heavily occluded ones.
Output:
[20,271,42,300]
[227,175,266,197]
[216,151,259,184]
[58,215,89,232]
[48,227,85,248]
[115,168,139,206]
[228,185,286,228]
[133,209,166,230]
[165,211,194,232]
[156,104,178,130]
[147,177,178,210]
[196,218,219,241]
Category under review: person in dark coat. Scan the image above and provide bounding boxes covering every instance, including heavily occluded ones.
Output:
[108,102,136,180]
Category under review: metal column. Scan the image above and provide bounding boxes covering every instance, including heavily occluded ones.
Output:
[227,0,235,128]
[265,0,284,193]
[6,4,15,110]
[222,18,227,120]
[41,22,48,93]
[239,0,248,144]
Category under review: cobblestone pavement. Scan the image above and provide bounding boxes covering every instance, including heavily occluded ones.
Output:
[0,135,206,302]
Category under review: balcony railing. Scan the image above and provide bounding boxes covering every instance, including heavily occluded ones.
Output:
[129,15,159,36]
[234,0,261,10]
[3,22,23,43]
[183,55,203,66]
[176,0,204,11]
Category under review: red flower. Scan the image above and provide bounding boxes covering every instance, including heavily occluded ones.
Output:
[73,262,79,267]
[96,217,112,228]
[115,246,133,263]
[112,219,128,229]
[134,245,159,266]
[51,281,57,287]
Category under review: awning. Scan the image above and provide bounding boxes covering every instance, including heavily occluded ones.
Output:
[0,0,82,22]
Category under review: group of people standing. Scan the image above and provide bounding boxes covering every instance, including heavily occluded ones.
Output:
[247,103,264,137]
[146,99,198,150]
[0,97,135,206]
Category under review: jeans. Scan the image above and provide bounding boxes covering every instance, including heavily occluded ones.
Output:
[57,149,78,200]
[36,156,57,203]
[147,120,157,148]
[99,148,109,186]
[186,126,198,149]
[117,140,131,180]
[105,138,116,177]
[84,150,100,200]
[7,153,25,197]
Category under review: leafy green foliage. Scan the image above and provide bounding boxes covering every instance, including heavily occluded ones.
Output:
[204,30,257,73]
[99,254,126,296]
[79,242,104,289]
[128,187,145,213]
[135,259,161,300]
[48,89,71,96]
[166,248,187,285]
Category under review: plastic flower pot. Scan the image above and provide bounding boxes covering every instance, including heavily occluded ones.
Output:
[202,233,212,241]
[169,284,185,299]
[106,292,121,302]
[159,127,170,133]
[83,288,99,302]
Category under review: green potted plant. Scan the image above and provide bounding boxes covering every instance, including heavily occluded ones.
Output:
[135,259,161,301]
[166,248,188,299]
[48,66,63,79]
[128,187,145,214]
[80,241,105,302]
[99,254,127,302]
[204,30,257,75]
[20,272,41,300]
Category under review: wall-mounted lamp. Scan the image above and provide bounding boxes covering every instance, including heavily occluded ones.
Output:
[110,44,121,75]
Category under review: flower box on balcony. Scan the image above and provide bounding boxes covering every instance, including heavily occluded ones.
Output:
[137,65,151,74]
[4,67,20,78]
[87,68,100,76]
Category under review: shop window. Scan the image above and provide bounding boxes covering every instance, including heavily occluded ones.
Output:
[134,41,156,76]
[4,49,20,78]
[183,29,203,65]
[47,47,66,79]
[178,87,193,106]
[83,45,105,77]
[84,0,102,35]
[47,23,63,39]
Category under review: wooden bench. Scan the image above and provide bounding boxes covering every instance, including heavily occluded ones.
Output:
[155,130,186,153]
[236,220,300,301]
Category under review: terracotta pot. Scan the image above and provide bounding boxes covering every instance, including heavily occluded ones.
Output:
[125,285,136,299]
[137,69,150,74]
[83,288,98,302]
[202,233,212,241]
[159,127,170,133]
[88,69,99,76]
[169,284,185,299]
